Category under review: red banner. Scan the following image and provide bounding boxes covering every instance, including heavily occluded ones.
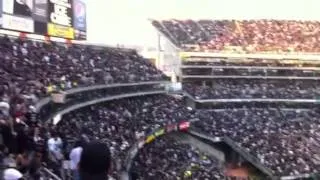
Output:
[178,121,190,131]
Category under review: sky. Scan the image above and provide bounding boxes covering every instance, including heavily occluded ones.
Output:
[86,0,320,46]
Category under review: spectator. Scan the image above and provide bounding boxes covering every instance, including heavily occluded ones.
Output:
[79,141,111,180]
[15,150,30,174]
[69,140,83,180]
[47,131,63,177]
[47,132,63,162]
[28,151,43,180]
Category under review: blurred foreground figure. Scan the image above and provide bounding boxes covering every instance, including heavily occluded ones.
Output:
[3,168,23,180]
[79,141,111,180]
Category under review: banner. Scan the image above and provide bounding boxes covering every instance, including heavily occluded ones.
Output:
[51,92,65,103]
[33,0,48,22]
[179,121,190,131]
[47,23,74,38]
[48,0,72,27]
[2,13,34,32]
[154,128,165,137]
[145,134,156,144]
[166,124,177,133]
[72,0,85,31]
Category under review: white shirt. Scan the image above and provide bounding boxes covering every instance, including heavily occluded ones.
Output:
[3,168,23,180]
[47,137,63,153]
[69,147,83,170]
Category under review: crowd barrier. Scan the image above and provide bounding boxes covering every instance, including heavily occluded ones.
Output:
[33,81,170,124]
[180,51,320,60]
[195,99,319,103]
[182,75,320,79]
[35,81,169,112]
[181,65,320,70]
[184,91,320,103]
[51,90,166,125]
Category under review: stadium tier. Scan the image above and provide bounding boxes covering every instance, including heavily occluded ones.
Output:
[131,135,225,179]
[0,35,165,108]
[180,54,320,179]
[182,57,320,100]
[194,108,320,177]
[55,95,195,179]
[0,34,168,180]
[3,17,320,180]
[152,19,320,53]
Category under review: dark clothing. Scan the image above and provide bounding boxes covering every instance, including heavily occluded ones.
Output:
[79,141,111,180]
[80,172,109,180]
[14,1,32,17]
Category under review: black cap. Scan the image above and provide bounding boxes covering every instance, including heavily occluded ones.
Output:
[79,141,111,180]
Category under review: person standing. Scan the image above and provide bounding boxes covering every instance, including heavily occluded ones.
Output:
[69,141,83,180]
[78,141,111,180]
[47,131,63,176]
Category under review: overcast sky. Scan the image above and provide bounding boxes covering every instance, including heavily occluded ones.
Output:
[86,0,320,46]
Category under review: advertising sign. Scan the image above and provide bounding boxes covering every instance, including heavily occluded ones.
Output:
[2,0,34,32]
[47,22,73,38]
[4,0,33,16]
[3,13,34,32]
[48,0,72,27]
[72,0,85,31]
[74,28,85,39]
[33,0,47,22]
[1,0,85,40]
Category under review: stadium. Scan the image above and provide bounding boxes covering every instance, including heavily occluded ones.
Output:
[1,0,320,180]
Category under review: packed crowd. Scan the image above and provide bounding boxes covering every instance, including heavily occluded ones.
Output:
[0,35,165,115]
[0,35,167,179]
[131,135,224,180]
[184,79,320,99]
[153,19,320,52]
[55,95,196,179]
[3,17,320,179]
[193,108,320,177]
[182,57,320,178]
[182,59,320,99]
